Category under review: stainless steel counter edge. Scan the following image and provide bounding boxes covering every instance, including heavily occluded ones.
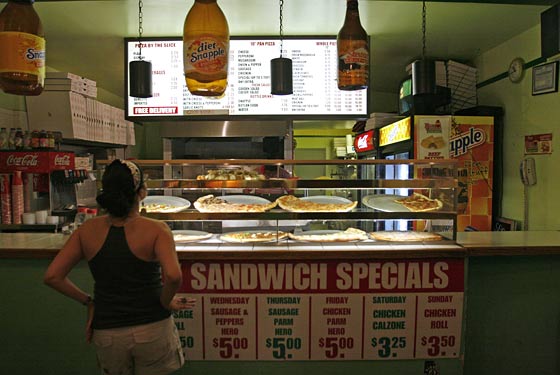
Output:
[1,231,560,259]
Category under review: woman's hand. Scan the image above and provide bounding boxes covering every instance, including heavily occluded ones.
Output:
[168,296,196,311]
[85,302,95,343]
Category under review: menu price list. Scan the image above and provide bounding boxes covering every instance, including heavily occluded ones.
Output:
[174,292,463,361]
[126,39,367,117]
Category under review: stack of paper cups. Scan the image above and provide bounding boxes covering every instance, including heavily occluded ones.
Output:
[0,174,11,224]
[11,171,24,224]
[23,173,33,213]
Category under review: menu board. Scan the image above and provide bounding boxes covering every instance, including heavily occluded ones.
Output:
[175,258,464,361]
[125,37,368,120]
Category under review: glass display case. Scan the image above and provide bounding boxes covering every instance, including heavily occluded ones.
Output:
[99,159,458,245]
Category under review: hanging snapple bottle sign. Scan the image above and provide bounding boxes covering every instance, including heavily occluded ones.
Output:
[183,0,229,97]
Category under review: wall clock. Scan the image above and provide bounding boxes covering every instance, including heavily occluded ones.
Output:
[508,57,525,83]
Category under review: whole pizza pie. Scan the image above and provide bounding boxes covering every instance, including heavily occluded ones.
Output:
[276,195,358,212]
[369,231,443,242]
[194,194,277,213]
[288,227,368,242]
[220,231,288,243]
[393,193,443,212]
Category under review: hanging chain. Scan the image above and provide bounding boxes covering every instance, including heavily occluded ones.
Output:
[421,0,427,59]
[138,0,144,60]
[279,0,284,57]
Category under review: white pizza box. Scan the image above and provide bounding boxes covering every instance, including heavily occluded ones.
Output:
[46,72,97,87]
[448,70,477,82]
[46,71,82,80]
[449,85,476,97]
[365,113,405,130]
[447,60,477,74]
[447,74,477,87]
[26,91,127,144]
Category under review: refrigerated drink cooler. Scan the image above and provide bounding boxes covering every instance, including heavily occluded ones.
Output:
[355,115,497,232]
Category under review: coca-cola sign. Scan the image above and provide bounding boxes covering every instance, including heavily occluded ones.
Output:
[54,154,71,166]
[0,151,74,173]
[354,130,375,153]
[6,154,39,167]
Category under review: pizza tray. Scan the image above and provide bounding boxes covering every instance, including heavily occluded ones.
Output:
[142,195,191,213]
[172,230,213,243]
[288,230,364,243]
[220,230,288,243]
[278,195,357,212]
[300,195,354,205]
[220,195,272,205]
[361,194,410,212]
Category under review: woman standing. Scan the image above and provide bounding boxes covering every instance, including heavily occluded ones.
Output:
[44,159,195,375]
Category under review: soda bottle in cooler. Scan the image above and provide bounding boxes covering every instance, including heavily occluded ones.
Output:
[11,170,24,224]
[8,127,15,149]
[39,129,48,149]
[31,129,40,149]
[22,130,31,149]
[47,130,55,149]
[14,127,23,150]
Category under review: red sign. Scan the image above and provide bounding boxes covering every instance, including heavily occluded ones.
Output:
[354,130,375,153]
[525,133,552,155]
[175,258,465,361]
[0,151,75,173]
[180,259,464,294]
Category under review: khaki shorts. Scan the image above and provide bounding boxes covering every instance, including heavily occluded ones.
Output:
[92,316,185,375]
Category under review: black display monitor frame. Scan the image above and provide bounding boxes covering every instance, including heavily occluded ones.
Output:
[124,36,370,122]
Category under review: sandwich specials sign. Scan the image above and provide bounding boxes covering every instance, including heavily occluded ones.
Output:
[175,258,464,361]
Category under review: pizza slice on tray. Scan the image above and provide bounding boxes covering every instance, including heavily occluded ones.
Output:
[220,231,288,243]
[288,227,368,242]
[393,193,443,212]
[194,194,277,213]
[276,195,357,212]
[369,231,443,242]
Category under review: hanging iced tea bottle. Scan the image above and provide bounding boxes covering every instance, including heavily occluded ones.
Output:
[183,0,229,97]
[0,0,45,96]
[337,0,369,90]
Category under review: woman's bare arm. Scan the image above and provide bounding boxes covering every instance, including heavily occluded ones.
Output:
[44,228,91,305]
[154,222,183,310]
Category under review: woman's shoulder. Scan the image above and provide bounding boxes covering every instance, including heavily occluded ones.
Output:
[79,215,108,229]
[135,216,171,232]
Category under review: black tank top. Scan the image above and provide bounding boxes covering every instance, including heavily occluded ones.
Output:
[88,225,170,329]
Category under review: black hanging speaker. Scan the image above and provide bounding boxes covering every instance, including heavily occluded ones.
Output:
[129,60,153,98]
[412,59,436,96]
[541,3,560,59]
[270,57,293,95]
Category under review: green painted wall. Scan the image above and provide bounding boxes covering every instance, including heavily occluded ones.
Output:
[0,91,26,111]
[474,25,560,230]
[463,255,560,375]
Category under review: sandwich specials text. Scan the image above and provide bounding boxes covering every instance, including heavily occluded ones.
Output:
[181,259,464,293]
